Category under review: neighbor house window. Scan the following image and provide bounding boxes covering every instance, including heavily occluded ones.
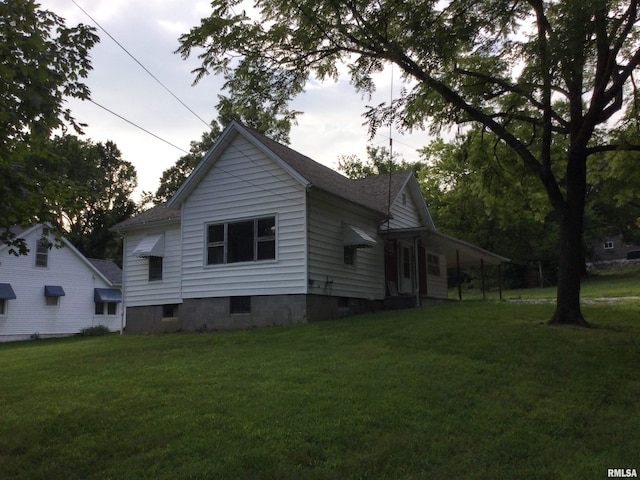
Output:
[427,253,441,276]
[344,246,356,266]
[95,302,118,315]
[604,241,614,250]
[149,256,163,281]
[206,216,276,265]
[35,237,50,268]
[45,296,59,306]
[230,296,251,314]
[0,299,5,315]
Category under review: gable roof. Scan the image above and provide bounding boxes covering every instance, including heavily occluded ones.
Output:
[167,121,433,225]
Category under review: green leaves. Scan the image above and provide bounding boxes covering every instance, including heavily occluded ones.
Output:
[0,0,99,241]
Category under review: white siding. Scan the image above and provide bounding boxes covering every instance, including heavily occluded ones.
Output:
[388,186,422,230]
[0,227,119,341]
[308,190,385,300]
[180,135,307,298]
[424,252,449,299]
[123,225,182,307]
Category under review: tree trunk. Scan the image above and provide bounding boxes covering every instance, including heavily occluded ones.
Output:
[548,154,590,327]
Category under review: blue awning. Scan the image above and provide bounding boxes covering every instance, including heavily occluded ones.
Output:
[44,285,65,297]
[0,283,16,300]
[94,288,122,303]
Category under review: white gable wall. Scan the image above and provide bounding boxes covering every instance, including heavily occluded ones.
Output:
[180,134,308,298]
[123,225,182,307]
[388,186,423,230]
[0,227,118,341]
[308,190,385,300]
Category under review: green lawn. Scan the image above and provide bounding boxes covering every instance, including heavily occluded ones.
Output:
[457,264,640,301]
[1,284,639,479]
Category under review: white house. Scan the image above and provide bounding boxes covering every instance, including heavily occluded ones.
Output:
[113,121,507,333]
[0,224,123,342]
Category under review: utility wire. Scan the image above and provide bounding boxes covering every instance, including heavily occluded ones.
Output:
[72,0,211,129]
[89,99,189,154]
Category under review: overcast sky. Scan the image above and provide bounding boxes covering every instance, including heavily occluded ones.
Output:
[39,0,436,198]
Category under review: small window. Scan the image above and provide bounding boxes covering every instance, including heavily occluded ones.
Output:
[0,299,5,315]
[604,241,614,250]
[149,256,163,281]
[402,193,407,206]
[427,253,441,276]
[45,296,59,306]
[35,238,50,268]
[344,246,356,266]
[162,304,179,318]
[230,296,251,315]
[403,247,412,279]
[95,302,117,315]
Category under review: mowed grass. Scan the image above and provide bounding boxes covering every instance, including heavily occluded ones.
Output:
[1,298,639,478]
[459,264,640,301]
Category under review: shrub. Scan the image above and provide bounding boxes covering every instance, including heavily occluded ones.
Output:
[79,325,111,337]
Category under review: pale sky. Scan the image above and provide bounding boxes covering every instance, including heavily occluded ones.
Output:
[38,0,436,198]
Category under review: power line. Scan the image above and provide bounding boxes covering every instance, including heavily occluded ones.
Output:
[71,0,211,129]
[88,99,189,154]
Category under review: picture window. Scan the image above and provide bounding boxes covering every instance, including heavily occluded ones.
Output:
[206,216,276,265]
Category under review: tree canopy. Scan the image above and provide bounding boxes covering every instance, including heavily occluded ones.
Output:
[45,135,138,264]
[179,0,640,326]
[0,0,98,251]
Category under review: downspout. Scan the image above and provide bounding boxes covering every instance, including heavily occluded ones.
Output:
[120,234,127,336]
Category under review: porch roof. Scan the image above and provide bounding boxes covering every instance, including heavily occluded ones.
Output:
[387,227,510,268]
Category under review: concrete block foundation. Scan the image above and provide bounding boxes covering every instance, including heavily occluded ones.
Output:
[124,294,383,334]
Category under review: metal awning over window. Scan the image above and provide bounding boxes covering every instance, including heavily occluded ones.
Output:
[44,285,65,297]
[343,224,377,248]
[132,233,165,257]
[94,288,122,303]
[0,283,17,300]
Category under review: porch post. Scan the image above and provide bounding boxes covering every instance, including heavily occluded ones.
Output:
[498,264,503,301]
[457,249,462,300]
[480,258,486,300]
[414,237,420,307]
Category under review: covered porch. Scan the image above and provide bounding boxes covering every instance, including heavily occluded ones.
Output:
[383,227,510,308]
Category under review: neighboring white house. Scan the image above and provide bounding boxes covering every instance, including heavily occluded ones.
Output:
[0,224,122,342]
[113,121,508,333]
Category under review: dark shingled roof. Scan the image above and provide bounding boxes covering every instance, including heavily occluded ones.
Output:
[111,203,181,231]
[88,258,123,286]
[116,124,416,229]
[243,127,408,216]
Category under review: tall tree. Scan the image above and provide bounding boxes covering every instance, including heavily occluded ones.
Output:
[0,0,98,252]
[338,145,422,179]
[178,0,640,326]
[43,135,138,263]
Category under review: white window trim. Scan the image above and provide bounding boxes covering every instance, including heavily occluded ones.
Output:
[204,215,278,267]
